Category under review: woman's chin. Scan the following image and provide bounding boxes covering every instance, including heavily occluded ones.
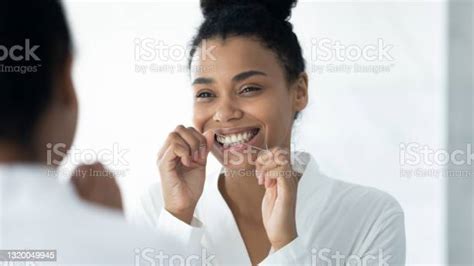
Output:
[215,151,258,169]
[222,161,255,169]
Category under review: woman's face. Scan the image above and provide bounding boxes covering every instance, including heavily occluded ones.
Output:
[191,36,307,169]
[34,55,78,166]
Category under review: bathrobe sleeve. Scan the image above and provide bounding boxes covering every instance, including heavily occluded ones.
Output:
[258,237,313,265]
[127,183,208,264]
[156,207,205,254]
[259,205,406,266]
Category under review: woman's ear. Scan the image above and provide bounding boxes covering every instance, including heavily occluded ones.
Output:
[292,72,309,113]
[53,54,77,108]
[61,55,77,108]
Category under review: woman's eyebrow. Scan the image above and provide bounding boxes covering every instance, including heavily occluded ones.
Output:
[192,77,214,85]
[191,70,267,85]
[232,70,267,83]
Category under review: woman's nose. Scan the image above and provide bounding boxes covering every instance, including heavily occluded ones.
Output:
[213,99,243,123]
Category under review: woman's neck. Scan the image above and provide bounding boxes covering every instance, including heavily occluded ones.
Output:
[218,167,267,222]
[0,141,37,164]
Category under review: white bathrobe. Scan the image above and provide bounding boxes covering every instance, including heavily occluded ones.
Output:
[0,164,168,265]
[130,152,406,265]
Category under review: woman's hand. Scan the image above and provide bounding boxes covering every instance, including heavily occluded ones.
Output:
[157,125,212,224]
[71,162,123,211]
[257,147,299,251]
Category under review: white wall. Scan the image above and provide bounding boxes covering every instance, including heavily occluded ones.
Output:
[63,1,447,264]
[447,1,473,264]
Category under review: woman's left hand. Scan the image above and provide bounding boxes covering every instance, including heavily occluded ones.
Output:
[256,147,299,251]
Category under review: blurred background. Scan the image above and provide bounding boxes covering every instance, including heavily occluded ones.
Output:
[61,0,472,265]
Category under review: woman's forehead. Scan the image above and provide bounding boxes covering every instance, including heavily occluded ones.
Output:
[190,36,284,82]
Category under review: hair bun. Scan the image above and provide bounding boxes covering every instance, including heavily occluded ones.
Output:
[200,0,297,21]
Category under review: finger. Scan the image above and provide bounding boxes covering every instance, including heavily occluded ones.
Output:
[203,130,215,152]
[256,149,274,166]
[272,148,290,166]
[255,162,267,185]
[274,168,298,197]
[255,151,272,171]
[255,152,277,186]
[258,147,290,170]
[175,125,201,162]
[264,175,276,188]
[187,127,208,161]
[159,141,193,172]
[256,160,278,182]
[158,131,187,160]
[255,150,270,185]
[261,167,281,190]
[259,160,292,189]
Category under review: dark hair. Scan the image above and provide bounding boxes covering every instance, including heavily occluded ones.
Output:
[0,0,72,146]
[189,0,305,83]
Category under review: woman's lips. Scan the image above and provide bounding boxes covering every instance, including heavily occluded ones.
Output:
[213,126,260,135]
[214,127,261,152]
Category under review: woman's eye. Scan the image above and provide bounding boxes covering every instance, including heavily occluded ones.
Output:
[240,86,261,95]
[196,91,214,98]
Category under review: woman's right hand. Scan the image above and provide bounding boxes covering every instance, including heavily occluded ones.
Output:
[157,125,212,224]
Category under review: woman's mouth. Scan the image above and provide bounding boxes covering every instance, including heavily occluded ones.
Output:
[214,127,260,149]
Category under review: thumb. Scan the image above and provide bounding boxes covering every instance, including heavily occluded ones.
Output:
[203,130,214,155]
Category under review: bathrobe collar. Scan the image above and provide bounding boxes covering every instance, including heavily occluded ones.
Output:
[196,151,327,265]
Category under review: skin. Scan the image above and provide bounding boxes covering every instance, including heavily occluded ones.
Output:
[158,36,309,265]
[71,162,123,210]
[0,55,123,210]
[0,56,78,166]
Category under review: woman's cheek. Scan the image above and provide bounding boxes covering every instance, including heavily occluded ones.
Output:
[192,110,207,131]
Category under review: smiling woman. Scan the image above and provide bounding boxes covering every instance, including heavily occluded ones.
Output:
[191,36,307,173]
[130,0,406,265]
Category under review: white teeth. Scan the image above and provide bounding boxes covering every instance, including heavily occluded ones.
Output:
[216,129,257,146]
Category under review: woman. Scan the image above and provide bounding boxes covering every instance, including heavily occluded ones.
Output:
[132,0,405,265]
[0,1,167,264]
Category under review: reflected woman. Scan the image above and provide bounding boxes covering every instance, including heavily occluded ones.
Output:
[131,0,406,265]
